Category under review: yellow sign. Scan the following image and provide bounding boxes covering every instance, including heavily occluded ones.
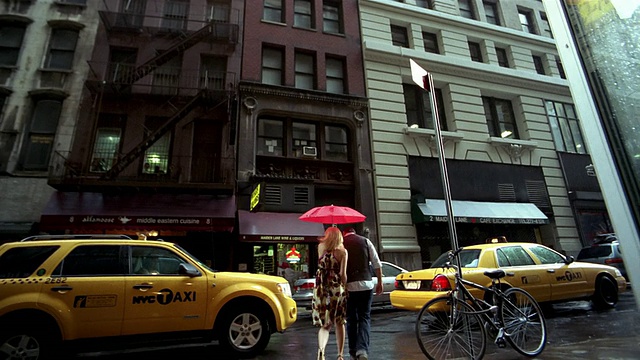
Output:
[250,183,261,211]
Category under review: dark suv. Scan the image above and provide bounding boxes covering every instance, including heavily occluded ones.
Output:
[577,234,628,281]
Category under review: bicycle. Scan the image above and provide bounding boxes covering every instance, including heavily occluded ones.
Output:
[415,247,547,359]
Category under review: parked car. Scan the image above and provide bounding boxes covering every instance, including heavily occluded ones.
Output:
[391,240,627,312]
[0,235,297,359]
[577,233,628,281]
[293,261,408,309]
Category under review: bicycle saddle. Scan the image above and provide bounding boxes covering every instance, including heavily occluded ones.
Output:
[483,269,507,279]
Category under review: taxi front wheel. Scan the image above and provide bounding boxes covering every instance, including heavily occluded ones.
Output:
[218,306,271,358]
[592,275,618,309]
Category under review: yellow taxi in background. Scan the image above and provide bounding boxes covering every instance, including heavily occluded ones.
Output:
[391,240,627,311]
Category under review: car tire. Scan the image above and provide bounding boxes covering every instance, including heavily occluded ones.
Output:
[218,305,271,358]
[592,275,618,309]
[0,320,61,360]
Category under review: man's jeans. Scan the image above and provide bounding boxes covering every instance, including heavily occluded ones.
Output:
[346,289,373,356]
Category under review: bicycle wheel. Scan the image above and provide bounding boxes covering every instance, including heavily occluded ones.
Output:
[500,287,547,357]
[415,296,486,360]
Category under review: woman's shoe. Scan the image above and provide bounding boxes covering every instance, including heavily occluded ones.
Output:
[317,348,325,360]
[337,355,344,360]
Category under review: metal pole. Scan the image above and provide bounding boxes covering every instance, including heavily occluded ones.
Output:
[425,73,459,252]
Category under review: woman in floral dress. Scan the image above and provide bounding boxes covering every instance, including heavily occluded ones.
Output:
[312,226,348,360]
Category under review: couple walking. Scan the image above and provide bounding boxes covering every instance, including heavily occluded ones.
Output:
[311,226,383,360]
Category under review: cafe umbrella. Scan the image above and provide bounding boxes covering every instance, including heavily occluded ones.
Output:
[299,205,366,226]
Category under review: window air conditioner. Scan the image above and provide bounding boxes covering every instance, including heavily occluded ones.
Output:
[302,146,317,157]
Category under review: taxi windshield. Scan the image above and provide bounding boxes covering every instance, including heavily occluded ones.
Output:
[175,244,216,272]
[431,249,481,268]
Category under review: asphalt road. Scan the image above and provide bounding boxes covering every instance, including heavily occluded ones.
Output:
[77,290,640,359]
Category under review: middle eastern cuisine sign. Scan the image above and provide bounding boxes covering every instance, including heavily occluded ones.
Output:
[41,214,224,231]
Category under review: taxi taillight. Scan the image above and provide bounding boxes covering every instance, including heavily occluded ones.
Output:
[431,274,451,291]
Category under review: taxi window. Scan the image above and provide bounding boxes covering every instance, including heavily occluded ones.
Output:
[496,246,535,267]
[0,246,59,278]
[431,249,481,268]
[529,245,565,264]
[54,245,127,276]
[131,246,187,275]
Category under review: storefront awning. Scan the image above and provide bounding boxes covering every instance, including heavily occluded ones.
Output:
[413,199,549,225]
[40,192,236,232]
[238,210,325,242]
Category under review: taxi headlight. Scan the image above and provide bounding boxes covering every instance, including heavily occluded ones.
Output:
[614,269,623,277]
[277,283,292,298]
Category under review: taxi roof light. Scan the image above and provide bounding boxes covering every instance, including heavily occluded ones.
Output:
[486,236,508,244]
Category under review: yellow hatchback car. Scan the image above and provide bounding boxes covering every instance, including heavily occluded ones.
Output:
[391,241,627,312]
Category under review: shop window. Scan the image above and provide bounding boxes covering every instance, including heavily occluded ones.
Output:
[483,96,518,139]
[21,98,62,171]
[326,56,345,94]
[0,23,27,66]
[322,0,342,34]
[544,100,586,154]
[403,84,447,131]
[90,113,125,173]
[142,117,172,175]
[295,52,315,90]
[294,0,313,29]
[262,46,283,85]
[263,0,283,23]
[496,47,509,67]
[459,0,476,20]
[44,28,79,70]
[423,31,439,54]
[391,25,409,47]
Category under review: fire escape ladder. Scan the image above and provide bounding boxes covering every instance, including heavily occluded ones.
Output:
[101,90,207,180]
[114,21,217,86]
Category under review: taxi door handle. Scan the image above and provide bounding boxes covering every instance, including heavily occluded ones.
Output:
[133,284,153,290]
[51,286,73,292]
[547,269,555,273]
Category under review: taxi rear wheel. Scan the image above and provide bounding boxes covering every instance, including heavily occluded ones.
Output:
[218,306,271,358]
[592,275,618,309]
[0,321,60,360]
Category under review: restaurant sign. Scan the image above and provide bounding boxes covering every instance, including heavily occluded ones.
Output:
[427,216,548,225]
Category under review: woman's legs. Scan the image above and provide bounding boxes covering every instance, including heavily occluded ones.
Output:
[336,322,346,357]
[318,324,331,360]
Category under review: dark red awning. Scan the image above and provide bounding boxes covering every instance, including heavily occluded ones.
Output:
[40,192,235,232]
[238,210,325,242]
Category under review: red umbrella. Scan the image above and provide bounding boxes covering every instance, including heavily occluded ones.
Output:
[299,205,366,225]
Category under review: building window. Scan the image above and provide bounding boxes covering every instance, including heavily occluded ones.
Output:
[416,0,433,9]
[459,0,476,19]
[423,31,439,54]
[262,46,283,85]
[496,47,509,67]
[0,23,26,66]
[532,55,545,75]
[555,56,566,79]
[21,99,62,170]
[403,84,447,131]
[162,0,189,30]
[323,0,342,34]
[483,1,500,25]
[207,1,230,22]
[295,52,315,90]
[90,114,124,173]
[519,9,535,33]
[483,96,518,139]
[540,12,552,38]
[326,57,345,94]
[391,25,409,47]
[294,0,313,28]
[152,50,181,95]
[263,0,283,22]
[468,41,483,62]
[257,117,350,161]
[142,117,171,175]
[44,28,79,70]
[545,100,585,153]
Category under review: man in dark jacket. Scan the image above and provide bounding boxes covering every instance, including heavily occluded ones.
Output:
[343,227,383,360]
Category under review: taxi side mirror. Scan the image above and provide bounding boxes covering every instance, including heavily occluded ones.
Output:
[564,255,575,265]
[179,263,202,277]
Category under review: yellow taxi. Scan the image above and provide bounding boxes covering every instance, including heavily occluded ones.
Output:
[0,235,297,359]
[391,240,627,311]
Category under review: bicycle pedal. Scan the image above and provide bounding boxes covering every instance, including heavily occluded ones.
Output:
[495,338,507,348]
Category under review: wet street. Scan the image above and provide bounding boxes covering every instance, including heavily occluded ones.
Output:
[78,290,639,360]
